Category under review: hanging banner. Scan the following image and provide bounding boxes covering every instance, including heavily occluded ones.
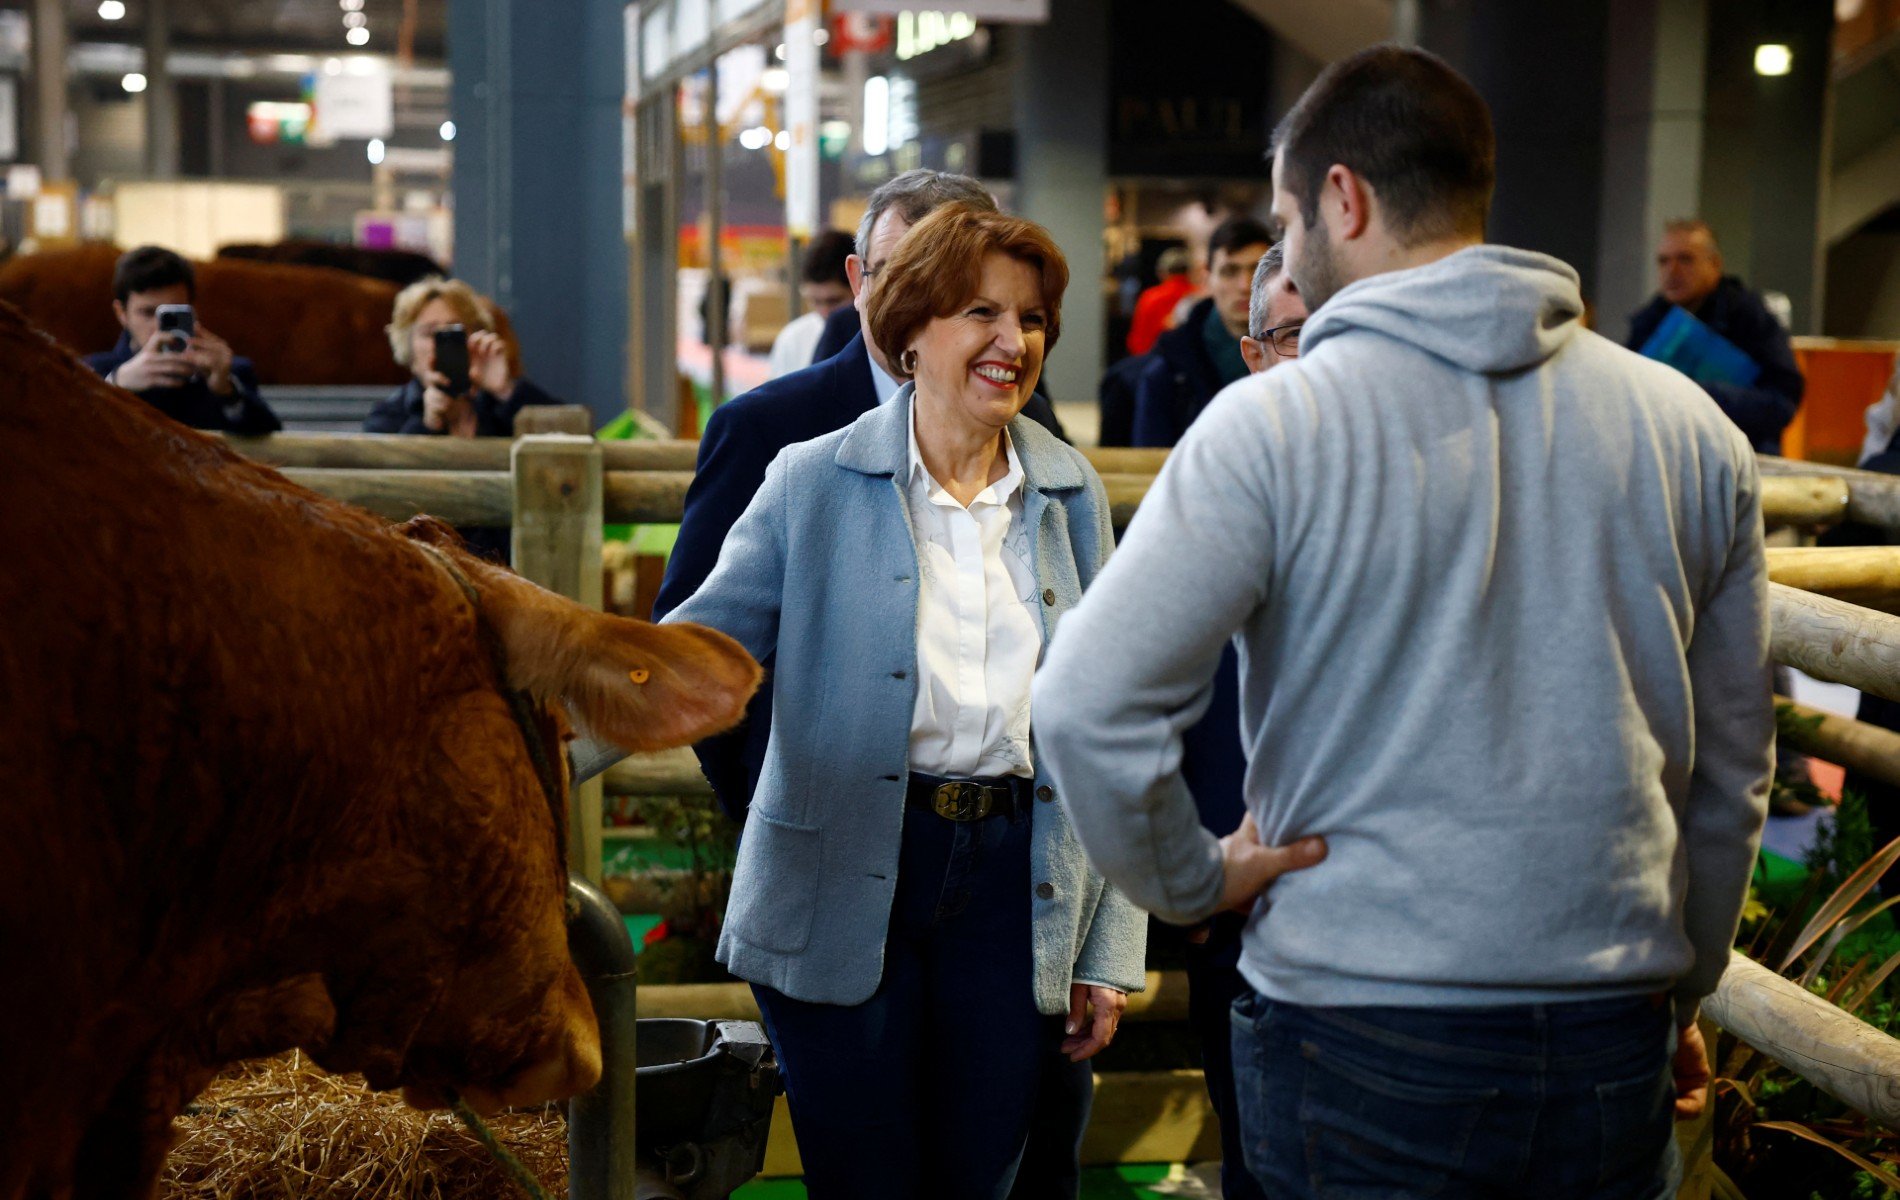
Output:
[829,0,1047,21]
[784,0,820,239]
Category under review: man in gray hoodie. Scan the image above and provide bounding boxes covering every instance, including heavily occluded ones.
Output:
[1035,45,1771,1199]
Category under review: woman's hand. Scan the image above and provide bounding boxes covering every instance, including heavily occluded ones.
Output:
[1062,984,1127,1062]
[422,370,477,437]
[470,329,516,400]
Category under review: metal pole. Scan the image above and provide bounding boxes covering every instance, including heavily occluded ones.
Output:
[30,0,68,182]
[703,67,724,411]
[144,0,177,179]
[566,874,639,1200]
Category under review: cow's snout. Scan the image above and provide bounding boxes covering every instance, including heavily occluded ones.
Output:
[402,963,602,1115]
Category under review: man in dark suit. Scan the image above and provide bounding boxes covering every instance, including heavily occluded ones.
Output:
[655,167,1091,1198]
[84,245,280,434]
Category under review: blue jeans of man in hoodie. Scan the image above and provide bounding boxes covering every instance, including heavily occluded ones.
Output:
[1230,993,1682,1199]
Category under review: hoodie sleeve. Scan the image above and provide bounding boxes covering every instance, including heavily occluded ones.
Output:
[1034,380,1277,925]
[1673,450,1773,1020]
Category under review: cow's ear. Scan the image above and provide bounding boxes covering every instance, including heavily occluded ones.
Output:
[475,566,762,753]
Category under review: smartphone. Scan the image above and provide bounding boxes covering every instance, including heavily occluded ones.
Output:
[155,304,194,354]
[433,325,471,396]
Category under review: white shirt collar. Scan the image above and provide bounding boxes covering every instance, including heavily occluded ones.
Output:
[868,353,904,406]
[907,399,1025,510]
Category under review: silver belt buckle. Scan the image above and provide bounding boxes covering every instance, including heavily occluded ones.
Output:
[932,781,989,821]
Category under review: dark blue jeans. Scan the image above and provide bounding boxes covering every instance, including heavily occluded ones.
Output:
[752,803,1068,1200]
[1230,992,1681,1199]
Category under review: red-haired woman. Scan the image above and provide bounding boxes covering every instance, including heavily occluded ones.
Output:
[664,203,1146,1198]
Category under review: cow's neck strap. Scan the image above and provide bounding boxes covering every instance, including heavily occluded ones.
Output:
[413,541,568,879]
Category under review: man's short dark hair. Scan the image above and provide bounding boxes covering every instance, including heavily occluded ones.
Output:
[801,230,855,287]
[855,169,996,260]
[1271,44,1494,244]
[113,245,196,305]
[1208,216,1274,266]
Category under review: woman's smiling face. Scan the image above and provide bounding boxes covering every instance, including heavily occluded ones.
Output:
[908,252,1049,433]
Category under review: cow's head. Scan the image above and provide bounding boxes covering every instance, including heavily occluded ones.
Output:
[306,518,759,1114]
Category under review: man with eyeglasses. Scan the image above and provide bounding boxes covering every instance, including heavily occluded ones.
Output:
[1155,239,1304,1200]
[1132,215,1274,447]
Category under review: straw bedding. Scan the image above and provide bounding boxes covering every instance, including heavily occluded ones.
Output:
[158,1053,568,1200]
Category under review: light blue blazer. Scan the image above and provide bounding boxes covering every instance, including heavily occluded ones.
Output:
[665,386,1148,1013]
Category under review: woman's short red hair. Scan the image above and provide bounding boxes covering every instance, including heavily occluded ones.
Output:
[865,203,1069,378]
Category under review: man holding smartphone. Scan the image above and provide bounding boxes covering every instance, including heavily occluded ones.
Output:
[84,245,280,434]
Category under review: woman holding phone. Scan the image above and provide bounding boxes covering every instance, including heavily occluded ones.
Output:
[364,277,562,561]
[363,277,560,438]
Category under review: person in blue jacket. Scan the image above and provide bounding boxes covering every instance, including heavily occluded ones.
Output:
[663,202,1145,1199]
[1626,219,1805,453]
[84,245,280,435]
[1130,216,1273,448]
[654,168,1095,1199]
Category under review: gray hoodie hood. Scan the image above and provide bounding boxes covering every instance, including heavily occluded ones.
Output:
[1300,244,1584,375]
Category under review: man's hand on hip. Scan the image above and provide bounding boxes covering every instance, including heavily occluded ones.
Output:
[1219,812,1326,915]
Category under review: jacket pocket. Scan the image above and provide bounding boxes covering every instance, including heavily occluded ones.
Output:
[726,809,823,954]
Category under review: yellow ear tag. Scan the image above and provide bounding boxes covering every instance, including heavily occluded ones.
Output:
[628,667,650,685]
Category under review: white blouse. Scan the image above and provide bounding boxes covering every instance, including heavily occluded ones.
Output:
[904,406,1043,779]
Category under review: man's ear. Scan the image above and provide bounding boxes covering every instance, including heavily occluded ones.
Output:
[112,299,129,331]
[845,254,867,300]
[467,562,762,754]
[1326,164,1374,243]
[1239,336,1267,375]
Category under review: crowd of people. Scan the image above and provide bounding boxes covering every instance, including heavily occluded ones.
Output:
[88,38,1859,1200]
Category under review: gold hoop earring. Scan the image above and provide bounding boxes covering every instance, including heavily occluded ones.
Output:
[900,349,918,375]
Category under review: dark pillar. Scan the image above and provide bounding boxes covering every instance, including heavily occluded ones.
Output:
[451,0,629,424]
[1419,2,1611,301]
[30,0,67,182]
[1697,0,1832,332]
[1014,0,1109,406]
[1595,0,1707,338]
[144,0,177,179]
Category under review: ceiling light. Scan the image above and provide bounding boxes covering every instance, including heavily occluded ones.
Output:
[1753,44,1792,76]
[774,129,790,151]
[345,25,370,45]
[368,137,385,165]
[121,72,146,93]
[738,125,771,151]
[340,0,364,8]
[762,67,789,94]
[343,12,367,28]
[813,28,829,45]
[98,0,126,19]
[439,120,456,141]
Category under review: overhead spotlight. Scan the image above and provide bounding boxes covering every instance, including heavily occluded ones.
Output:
[343,12,366,28]
[368,138,385,165]
[121,72,147,93]
[439,120,456,141]
[773,43,787,61]
[98,0,126,19]
[738,125,771,151]
[345,24,370,45]
[340,0,364,8]
[1753,44,1792,76]
[813,28,829,45]
[774,129,790,151]
[323,57,344,75]
[762,66,789,94]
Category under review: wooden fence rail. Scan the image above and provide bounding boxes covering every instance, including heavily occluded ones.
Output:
[225,431,1900,1157]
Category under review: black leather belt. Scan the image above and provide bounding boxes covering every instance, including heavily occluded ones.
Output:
[906,772,1032,821]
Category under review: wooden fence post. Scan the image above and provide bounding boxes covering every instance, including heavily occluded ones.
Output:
[513,434,606,883]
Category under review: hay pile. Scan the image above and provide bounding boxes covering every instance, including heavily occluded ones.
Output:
[160,1054,569,1200]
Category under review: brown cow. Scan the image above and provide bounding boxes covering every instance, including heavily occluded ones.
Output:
[0,302,761,1200]
[0,244,410,386]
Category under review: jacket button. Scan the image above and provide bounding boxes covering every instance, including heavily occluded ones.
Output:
[1042,588,1056,606]
[1036,882,1055,900]
[892,670,908,680]
[1036,785,1054,803]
